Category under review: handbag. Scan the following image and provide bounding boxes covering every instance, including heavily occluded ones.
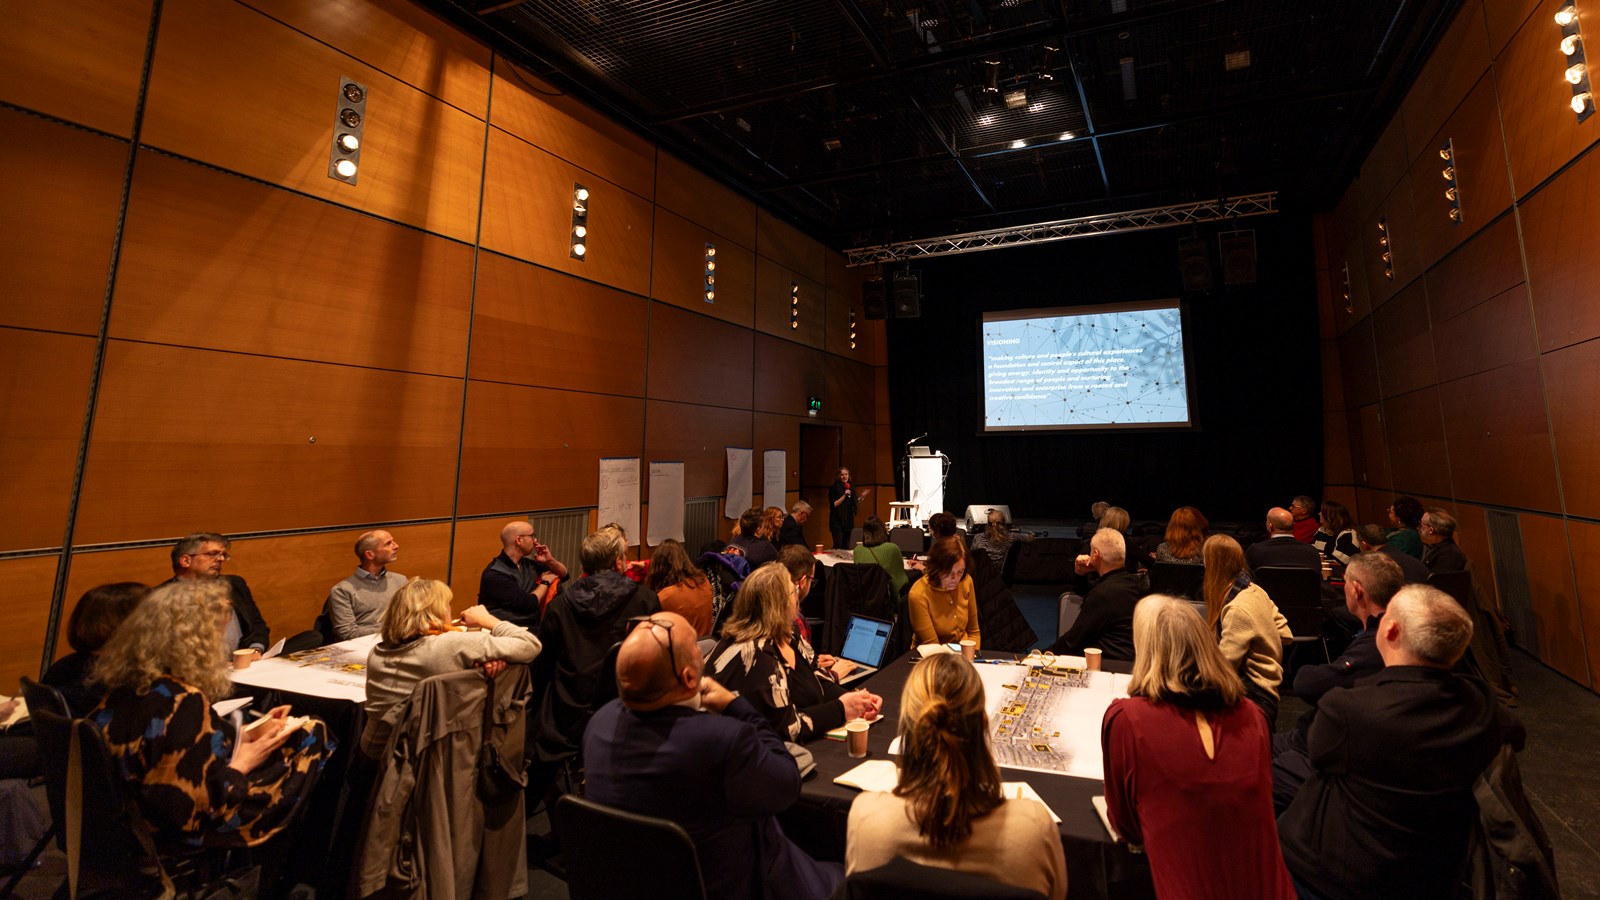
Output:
[475,670,526,802]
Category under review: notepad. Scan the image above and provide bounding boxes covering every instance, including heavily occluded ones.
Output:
[0,695,28,731]
[212,697,253,717]
[1002,781,1061,823]
[1091,796,1123,842]
[833,759,899,792]
[243,713,311,734]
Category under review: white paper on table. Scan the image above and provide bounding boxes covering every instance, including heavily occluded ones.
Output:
[229,633,379,703]
[212,697,253,717]
[916,643,956,657]
[974,661,1119,781]
[725,448,753,518]
[599,458,642,544]
[1002,781,1062,823]
[261,637,287,660]
[646,461,685,545]
[762,449,787,512]
[833,759,899,792]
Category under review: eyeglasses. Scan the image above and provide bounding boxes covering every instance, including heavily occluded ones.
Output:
[627,616,679,676]
[192,551,231,561]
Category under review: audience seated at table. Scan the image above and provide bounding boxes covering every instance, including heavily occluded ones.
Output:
[928,512,1038,653]
[1385,495,1425,559]
[846,653,1067,900]
[1352,523,1431,584]
[1101,595,1296,900]
[1153,506,1207,565]
[585,611,844,900]
[645,539,715,637]
[161,532,271,659]
[1048,529,1139,660]
[854,516,909,598]
[778,501,812,547]
[708,563,880,743]
[907,535,980,649]
[326,529,406,641]
[1201,535,1292,725]
[360,577,541,758]
[90,580,334,855]
[1277,585,1525,900]
[971,508,1030,572]
[1245,508,1322,571]
[478,520,568,629]
[1289,495,1319,543]
[1310,500,1358,566]
[727,507,780,567]
[759,506,786,546]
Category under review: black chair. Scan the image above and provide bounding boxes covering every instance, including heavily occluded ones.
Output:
[1011,537,1082,584]
[1250,566,1329,663]
[1146,562,1205,600]
[280,599,335,654]
[888,526,924,556]
[1,680,67,898]
[555,794,707,900]
[843,856,1047,899]
[820,563,898,657]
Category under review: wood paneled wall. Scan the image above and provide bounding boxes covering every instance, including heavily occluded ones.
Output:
[1317,0,1600,692]
[0,0,889,684]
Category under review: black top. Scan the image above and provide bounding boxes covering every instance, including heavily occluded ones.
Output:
[478,551,554,629]
[158,575,269,651]
[828,479,858,532]
[1048,569,1141,660]
[778,515,809,547]
[41,652,105,718]
[1379,544,1432,584]
[1422,539,1468,574]
[1244,535,1322,571]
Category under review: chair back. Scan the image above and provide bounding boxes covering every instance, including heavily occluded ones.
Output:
[66,719,171,898]
[555,794,707,900]
[20,679,70,852]
[820,563,898,656]
[888,526,924,556]
[1250,566,1325,636]
[1428,570,1477,614]
[1147,562,1205,599]
[1011,537,1081,584]
[1056,591,1081,639]
[844,856,1046,899]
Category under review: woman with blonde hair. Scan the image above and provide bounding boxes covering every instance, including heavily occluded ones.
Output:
[847,653,1066,898]
[1098,505,1131,533]
[1154,506,1208,564]
[708,563,880,743]
[1201,535,1292,725]
[757,506,786,545]
[90,580,334,851]
[1101,596,1294,899]
[971,507,1030,571]
[361,577,541,757]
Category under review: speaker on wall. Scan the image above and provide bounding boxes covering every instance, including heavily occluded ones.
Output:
[1177,236,1213,292]
[892,272,921,318]
[1219,230,1257,285]
[862,276,887,319]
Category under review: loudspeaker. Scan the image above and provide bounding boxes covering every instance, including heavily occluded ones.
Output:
[1219,230,1257,285]
[892,273,921,318]
[1177,237,1213,292]
[862,277,887,319]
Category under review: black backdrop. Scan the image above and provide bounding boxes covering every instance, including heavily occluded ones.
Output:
[883,214,1323,524]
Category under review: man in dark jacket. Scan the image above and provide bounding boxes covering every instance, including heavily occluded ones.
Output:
[1420,507,1469,573]
[163,532,269,657]
[479,520,569,628]
[777,501,812,547]
[1048,529,1138,660]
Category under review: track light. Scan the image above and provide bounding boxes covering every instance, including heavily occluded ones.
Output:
[790,282,800,329]
[1556,5,1593,121]
[1377,218,1394,280]
[1557,4,1577,25]
[704,243,716,303]
[1574,91,1594,113]
[327,76,367,185]
[849,309,857,351]
[571,183,589,260]
[1563,34,1581,55]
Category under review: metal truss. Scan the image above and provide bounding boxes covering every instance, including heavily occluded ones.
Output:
[843,192,1279,266]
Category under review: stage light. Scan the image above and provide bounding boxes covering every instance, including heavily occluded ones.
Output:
[327,77,367,185]
[1440,138,1462,226]
[791,281,800,329]
[1557,4,1577,26]
[1010,139,1026,149]
[1059,131,1074,140]
[334,159,356,178]
[704,243,716,303]
[1439,145,1451,161]
[1563,34,1581,55]
[1377,217,1394,280]
[1557,6,1593,121]
[571,183,589,261]
[336,133,359,153]
[1568,63,1588,84]
[849,309,858,351]
[1003,88,1027,109]
[1574,91,1594,113]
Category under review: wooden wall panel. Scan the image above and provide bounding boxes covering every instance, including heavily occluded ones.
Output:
[0,557,60,691]
[644,401,753,500]
[1337,318,1381,408]
[1352,403,1391,489]
[1381,387,1452,499]
[1398,3,1493,159]
[841,422,877,486]
[1450,502,1500,614]
[1539,339,1600,520]
[1563,519,1600,690]
[0,111,126,336]
[1326,203,1375,335]
[656,153,757,247]
[1353,486,1387,526]
[756,211,827,285]
[112,152,473,376]
[470,252,648,395]
[650,207,756,327]
[823,287,869,362]
[1495,0,1600,195]
[645,303,753,409]
[1437,359,1561,510]
[490,66,655,201]
[1350,116,1413,224]
[1374,178,1424,299]
[1323,409,1355,486]
[755,258,826,348]
[1431,285,1538,384]
[1517,513,1590,685]
[753,333,827,416]
[754,413,803,494]
[75,343,462,543]
[1423,212,1524,323]
[457,382,644,514]
[1319,340,1346,411]
[824,357,876,425]
[1406,74,1512,270]
[142,0,485,242]
[0,0,151,136]
[0,330,96,553]
[244,0,492,116]
[1372,282,1438,398]
[874,424,895,500]
[1484,0,1540,56]
[481,129,652,296]
[1519,148,1600,353]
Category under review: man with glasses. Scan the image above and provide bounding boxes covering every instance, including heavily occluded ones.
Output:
[585,611,844,900]
[479,520,570,629]
[163,532,270,659]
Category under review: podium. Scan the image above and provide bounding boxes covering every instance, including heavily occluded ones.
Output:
[907,456,945,525]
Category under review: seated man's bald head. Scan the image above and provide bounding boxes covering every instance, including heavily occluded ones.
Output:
[616,610,701,711]
[1266,507,1295,534]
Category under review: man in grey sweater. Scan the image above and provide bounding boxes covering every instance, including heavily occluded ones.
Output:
[328,530,408,640]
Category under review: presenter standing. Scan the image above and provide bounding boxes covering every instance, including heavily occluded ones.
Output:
[828,467,869,549]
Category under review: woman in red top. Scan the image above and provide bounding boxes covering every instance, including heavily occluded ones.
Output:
[1100,595,1295,899]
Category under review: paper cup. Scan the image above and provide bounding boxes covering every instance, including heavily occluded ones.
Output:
[846,719,870,758]
[960,639,978,660]
[232,649,254,670]
[1084,648,1103,671]
[815,544,825,554]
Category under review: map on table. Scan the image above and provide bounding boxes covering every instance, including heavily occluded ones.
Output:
[976,662,1129,781]
[282,643,368,673]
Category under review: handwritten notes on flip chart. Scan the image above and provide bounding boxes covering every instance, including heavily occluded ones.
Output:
[763,449,787,512]
[647,461,685,545]
[726,448,753,518]
[598,458,640,544]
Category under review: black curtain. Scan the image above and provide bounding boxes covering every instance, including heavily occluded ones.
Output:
[884,214,1323,524]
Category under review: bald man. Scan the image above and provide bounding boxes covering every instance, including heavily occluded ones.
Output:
[1245,507,1322,571]
[584,612,844,900]
[326,529,407,640]
[478,520,569,628]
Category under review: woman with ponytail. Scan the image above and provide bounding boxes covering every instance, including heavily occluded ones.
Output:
[845,654,1065,899]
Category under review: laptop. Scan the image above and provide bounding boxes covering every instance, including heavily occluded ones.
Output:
[832,613,895,685]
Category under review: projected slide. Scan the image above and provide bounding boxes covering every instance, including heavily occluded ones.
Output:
[982,301,1192,431]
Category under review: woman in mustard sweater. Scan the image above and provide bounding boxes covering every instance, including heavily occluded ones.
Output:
[907,535,980,649]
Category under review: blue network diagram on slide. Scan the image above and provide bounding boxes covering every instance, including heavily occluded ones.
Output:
[983,306,1189,428]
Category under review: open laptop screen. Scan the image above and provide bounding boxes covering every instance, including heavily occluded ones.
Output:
[839,614,894,668]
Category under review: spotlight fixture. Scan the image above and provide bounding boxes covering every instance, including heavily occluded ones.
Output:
[1556,4,1592,122]
[1439,139,1463,226]
[327,76,367,185]
[704,243,716,302]
[1341,261,1353,313]
[849,309,857,351]
[1377,218,1394,280]
[1003,88,1028,109]
[570,183,589,260]
[1059,131,1075,140]
[1010,139,1026,149]
[790,281,799,329]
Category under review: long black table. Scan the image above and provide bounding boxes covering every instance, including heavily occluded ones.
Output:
[782,652,1156,900]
